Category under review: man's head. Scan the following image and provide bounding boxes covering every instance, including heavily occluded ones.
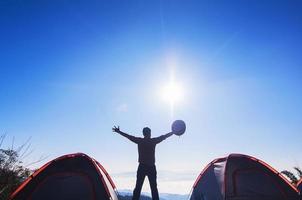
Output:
[143,127,151,138]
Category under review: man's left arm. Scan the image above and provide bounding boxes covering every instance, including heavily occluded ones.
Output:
[154,132,174,144]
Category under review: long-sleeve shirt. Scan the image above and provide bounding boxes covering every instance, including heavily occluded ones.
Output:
[122,134,170,166]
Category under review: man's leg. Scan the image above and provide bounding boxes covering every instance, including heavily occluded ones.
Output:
[132,164,146,200]
[147,165,159,200]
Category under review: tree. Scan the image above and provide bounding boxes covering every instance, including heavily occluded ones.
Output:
[281,167,302,185]
[0,149,31,199]
[0,134,46,199]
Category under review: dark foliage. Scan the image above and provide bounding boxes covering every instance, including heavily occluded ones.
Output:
[0,149,31,199]
[0,135,33,199]
[281,167,302,185]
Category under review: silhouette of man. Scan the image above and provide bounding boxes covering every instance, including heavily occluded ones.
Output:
[112,126,174,200]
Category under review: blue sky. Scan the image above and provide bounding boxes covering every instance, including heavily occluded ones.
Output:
[1,0,302,194]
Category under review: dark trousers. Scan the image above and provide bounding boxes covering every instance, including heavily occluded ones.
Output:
[132,164,159,200]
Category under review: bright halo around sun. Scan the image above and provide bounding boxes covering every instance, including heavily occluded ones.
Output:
[161,78,184,117]
[162,81,184,103]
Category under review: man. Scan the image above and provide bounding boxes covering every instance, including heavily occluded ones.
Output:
[112,126,174,200]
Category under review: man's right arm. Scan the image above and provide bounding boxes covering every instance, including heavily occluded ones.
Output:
[112,126,139,143]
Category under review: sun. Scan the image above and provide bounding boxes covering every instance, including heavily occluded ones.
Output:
[162,81,184,104]
[161,79,184,117]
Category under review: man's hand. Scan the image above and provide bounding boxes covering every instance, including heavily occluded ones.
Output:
[112,126,138,143]
[112,126,120,133]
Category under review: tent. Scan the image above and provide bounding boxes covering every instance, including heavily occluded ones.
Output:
[189,154,300,200]
[298,179,302,194]
[10,153,118,200]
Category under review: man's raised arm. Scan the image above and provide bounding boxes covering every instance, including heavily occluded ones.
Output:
[154,131,174,144]
[112,126,139,143]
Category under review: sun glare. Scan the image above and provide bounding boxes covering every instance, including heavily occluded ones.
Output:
[162,81,184,104]
[161,78,184,117]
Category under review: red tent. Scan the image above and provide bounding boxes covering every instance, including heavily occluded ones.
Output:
[189,154,300,200]
[10,153,118,200]
[297,179,302,194]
